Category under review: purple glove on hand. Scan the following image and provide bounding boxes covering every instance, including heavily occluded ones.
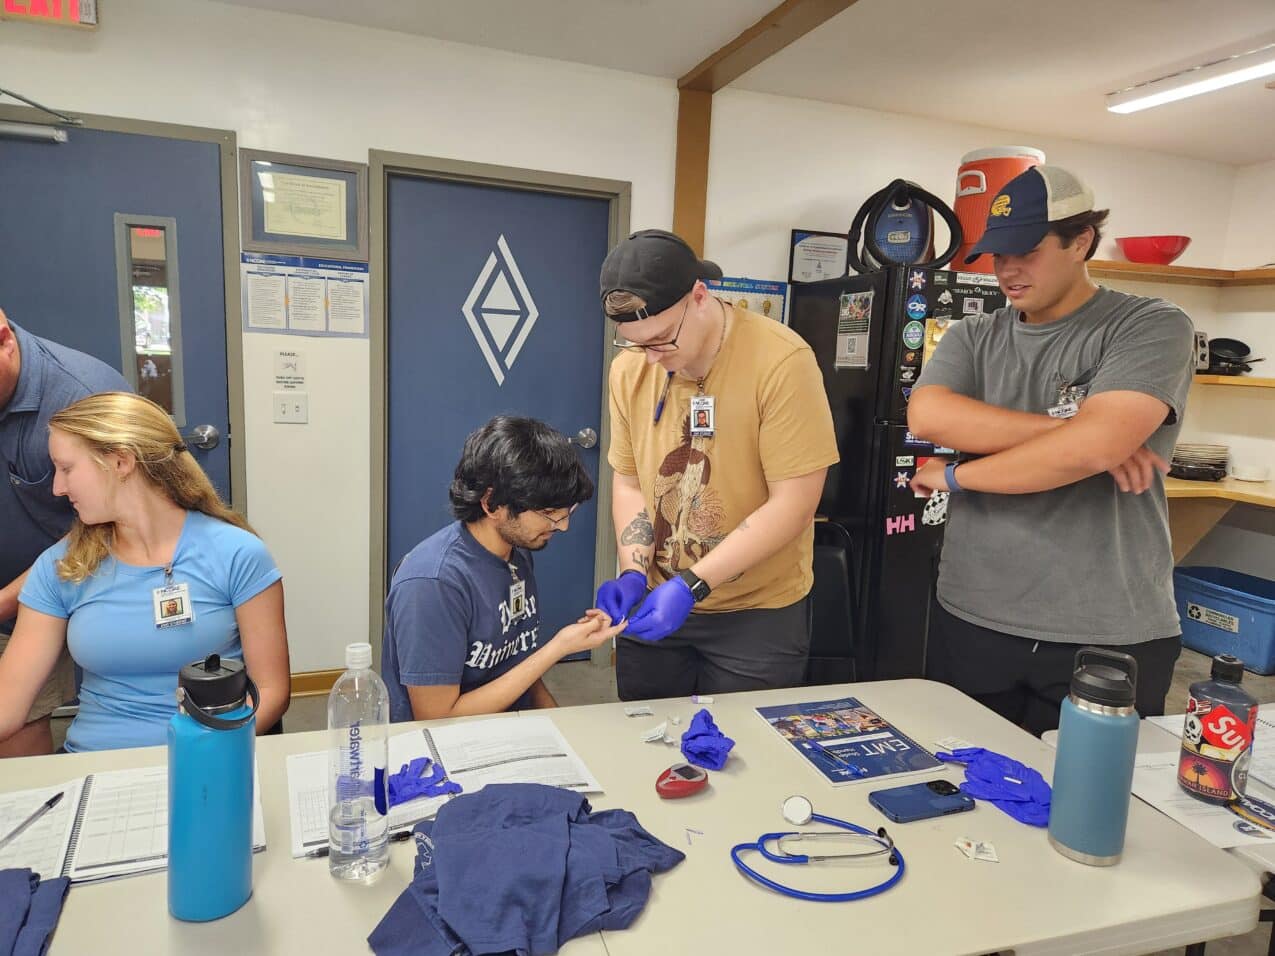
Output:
[624,576,695,643]
[595,570,648,622]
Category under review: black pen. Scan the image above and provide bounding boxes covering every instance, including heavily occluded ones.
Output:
[305,829,413,859]
[0,791,64,852]
[652,371,674,424]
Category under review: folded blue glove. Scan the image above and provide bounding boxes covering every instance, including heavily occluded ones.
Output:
[389,757,463,806]
[936,747,1051,827]
[624,576,694,643]
[680,709,735,771]
[596,570,648,622]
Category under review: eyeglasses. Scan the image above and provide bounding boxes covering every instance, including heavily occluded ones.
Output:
[612,300,688,353]
[535,503,579,530]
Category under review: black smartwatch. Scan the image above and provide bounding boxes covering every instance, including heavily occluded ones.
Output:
[678,569,712,603]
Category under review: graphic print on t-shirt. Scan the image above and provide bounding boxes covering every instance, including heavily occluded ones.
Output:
[652,416,726,573]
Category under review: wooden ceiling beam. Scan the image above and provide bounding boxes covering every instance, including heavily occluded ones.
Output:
[679,0,860,93]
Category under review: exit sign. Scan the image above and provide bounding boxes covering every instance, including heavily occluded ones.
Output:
[0,0,97,28]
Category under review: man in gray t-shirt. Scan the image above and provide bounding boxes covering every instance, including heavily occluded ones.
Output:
[909,166,1195,735]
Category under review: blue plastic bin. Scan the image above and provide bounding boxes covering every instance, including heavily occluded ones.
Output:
[1174,567,1275,675]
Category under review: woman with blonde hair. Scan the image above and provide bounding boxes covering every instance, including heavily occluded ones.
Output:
[0,392,289,752]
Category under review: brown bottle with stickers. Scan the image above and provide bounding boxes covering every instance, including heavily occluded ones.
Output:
[1178,654,1258,804]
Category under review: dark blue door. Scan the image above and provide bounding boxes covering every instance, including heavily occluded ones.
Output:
[0,126,231,494]
[386,173,610,639]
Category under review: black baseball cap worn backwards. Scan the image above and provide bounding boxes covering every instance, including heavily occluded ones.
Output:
[599,229,723,323]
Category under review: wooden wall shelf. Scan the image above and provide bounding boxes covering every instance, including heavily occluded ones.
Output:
[1192,375,1275,388]
[1089,260,1275,288]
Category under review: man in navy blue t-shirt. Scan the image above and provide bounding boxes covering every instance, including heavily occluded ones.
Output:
[382,417,626,722]
[0,309,130,756]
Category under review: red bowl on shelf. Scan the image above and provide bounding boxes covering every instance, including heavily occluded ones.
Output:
[1115,235,1192,265]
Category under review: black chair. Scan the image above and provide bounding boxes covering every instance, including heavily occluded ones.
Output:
[805,521,858,686]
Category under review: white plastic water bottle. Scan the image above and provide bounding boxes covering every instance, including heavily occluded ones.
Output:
[327,642,390,883]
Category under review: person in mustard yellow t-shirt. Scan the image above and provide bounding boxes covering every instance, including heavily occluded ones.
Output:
[595,230,839,700]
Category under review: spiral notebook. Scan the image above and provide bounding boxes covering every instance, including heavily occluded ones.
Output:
[0,765,266,883]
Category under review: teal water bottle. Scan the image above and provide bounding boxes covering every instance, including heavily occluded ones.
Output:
[1048,648,1139,866]
[168,654,258,920]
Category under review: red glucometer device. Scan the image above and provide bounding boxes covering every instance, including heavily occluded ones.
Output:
[656,762,709,799]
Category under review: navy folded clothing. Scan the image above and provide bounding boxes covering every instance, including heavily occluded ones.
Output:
[0,868,70,956]
[368,783,684,956]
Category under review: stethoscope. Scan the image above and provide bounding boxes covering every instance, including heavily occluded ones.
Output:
[730,795,905,902]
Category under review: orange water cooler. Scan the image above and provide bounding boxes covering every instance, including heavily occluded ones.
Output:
[953,146,1046,273]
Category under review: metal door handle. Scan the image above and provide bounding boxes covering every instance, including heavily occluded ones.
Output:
[570,427,598,449]
[185,424,220,451]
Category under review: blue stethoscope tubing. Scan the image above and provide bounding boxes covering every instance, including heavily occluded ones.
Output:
[730,811,906,902]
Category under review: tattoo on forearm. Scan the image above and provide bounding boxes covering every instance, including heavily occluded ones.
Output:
[620,509,654,546]
[630,550,649,571]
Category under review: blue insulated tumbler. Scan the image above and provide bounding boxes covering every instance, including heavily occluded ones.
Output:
[1048,647,1140,866]
[168,654,259,921]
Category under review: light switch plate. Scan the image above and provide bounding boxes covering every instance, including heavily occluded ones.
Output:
[273,391,309,424]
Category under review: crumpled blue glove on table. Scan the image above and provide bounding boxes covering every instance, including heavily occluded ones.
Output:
[680,708,735,771]
[936,747,1051,827]
[388,757,462,807]
[624,576,694,643]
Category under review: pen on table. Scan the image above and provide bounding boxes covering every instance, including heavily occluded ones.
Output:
[0,791,64,853]
[305,829,413,859]
[652,371,674,424]
[803,739,868,776]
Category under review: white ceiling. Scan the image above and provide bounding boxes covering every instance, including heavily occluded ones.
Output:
[219,0,1275,166]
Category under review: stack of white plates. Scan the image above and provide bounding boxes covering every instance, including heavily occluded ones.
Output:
[1173,443,1229,468]
[1171,443,1229,481]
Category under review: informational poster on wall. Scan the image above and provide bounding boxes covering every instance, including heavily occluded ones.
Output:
[706,276,789,325]
[241,252,368,337]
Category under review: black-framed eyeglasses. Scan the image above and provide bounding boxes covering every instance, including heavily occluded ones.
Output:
[612,300,689,353]
[535,503,579,530]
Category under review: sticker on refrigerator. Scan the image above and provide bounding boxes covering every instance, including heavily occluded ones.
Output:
[903,431,931,448]
[962,297,984,315]
[901,386,913,402]
[893,471,911,490]
[909,270,926,290]
[895,455,915,467]
[835,291,872,369]
[885,514,916,536]
[922,491,950,526]
[905,295,927,320]
[924,318,953,366]
[955,272,1003,288]
[1186,602,1240,634]
[902,321,925,350]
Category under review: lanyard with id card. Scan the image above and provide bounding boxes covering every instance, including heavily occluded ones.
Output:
[154,566,195,629]
[507,563,528,621]
[690,394,715,438]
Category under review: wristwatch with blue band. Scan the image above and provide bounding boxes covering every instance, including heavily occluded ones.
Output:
[945,462,964,494]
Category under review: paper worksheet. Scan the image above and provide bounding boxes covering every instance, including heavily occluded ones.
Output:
[0,780,84,880]
[287,716,602,859]
[1132,752,1275,849]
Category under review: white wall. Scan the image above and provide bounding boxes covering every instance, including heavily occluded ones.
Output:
[0,0,679,672]
[1224,159,1275,270]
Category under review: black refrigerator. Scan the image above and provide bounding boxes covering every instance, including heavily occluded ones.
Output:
[790,266,1006,682]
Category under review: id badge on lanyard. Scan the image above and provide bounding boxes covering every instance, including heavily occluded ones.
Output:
[508,564,527,621]
[153,567,195,629]
[690,394,715,438]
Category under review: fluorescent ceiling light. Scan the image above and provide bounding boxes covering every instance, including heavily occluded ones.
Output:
[1107,43,1275,114]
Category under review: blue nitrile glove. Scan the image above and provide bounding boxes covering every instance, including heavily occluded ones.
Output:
[680,708,735,771]
[624,576,694,643]
[595,570,648,622]
[388,757,463,807]
[936,747,1051,827]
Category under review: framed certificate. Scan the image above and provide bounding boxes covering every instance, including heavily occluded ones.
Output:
[239,149,368,261]
[789,229,849,284]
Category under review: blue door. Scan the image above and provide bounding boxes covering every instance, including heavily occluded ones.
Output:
[0,125,232,495]
[386,173,611,640]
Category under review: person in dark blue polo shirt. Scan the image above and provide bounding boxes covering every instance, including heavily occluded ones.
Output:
[382,417,625,723]
[0,309,129,756]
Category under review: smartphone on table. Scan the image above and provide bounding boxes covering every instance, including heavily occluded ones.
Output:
[868,779,975,823]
